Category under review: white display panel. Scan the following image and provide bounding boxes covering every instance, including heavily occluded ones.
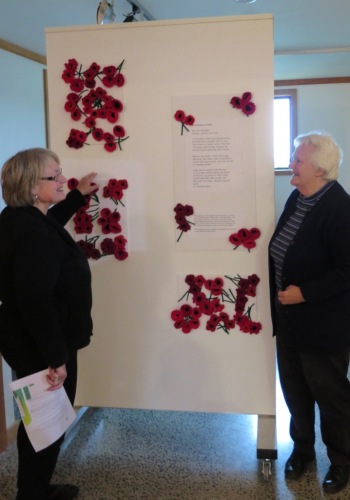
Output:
[46,15,275,415]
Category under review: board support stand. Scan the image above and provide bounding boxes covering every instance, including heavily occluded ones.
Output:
[257,414,278,480]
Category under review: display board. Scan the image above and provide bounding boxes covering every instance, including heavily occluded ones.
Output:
[45,15,275,415]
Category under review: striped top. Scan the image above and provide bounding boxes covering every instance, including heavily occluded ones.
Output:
[270,181,335,290]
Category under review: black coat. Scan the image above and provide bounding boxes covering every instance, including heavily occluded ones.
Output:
[0,190,93,370]
[268,181,350,353]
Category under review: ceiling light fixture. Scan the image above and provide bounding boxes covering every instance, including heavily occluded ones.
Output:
[234,0,256,4]
[96,0,116,24]
[123,2,140,23]
[96,0,155,24]
[124,0,156,22]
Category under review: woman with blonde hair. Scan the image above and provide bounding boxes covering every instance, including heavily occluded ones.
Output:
[0,148,98,500]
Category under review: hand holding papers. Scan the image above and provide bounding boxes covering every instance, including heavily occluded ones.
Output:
[9,369,76,452]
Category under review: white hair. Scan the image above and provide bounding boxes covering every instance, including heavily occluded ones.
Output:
[293,131,342,181]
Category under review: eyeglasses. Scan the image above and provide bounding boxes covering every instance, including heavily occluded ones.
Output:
[40,168,63,182]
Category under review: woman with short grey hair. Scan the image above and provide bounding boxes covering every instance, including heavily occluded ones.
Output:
[269,131,350,494]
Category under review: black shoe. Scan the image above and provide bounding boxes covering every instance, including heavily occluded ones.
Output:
[48,484,79,499]
[323,465,350,494]
[284,452,315,480]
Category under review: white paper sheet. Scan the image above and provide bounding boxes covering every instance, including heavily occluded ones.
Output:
[9,369,76,452]
[172,94,256,251]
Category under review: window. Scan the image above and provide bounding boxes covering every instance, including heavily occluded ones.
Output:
[274,89,297,173]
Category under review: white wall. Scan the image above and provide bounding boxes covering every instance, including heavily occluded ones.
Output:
[0,48,46,426]
[1,43,350,429]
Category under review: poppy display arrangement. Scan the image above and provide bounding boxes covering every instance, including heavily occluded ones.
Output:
[171,273,262,335]
[68,177,129,261]
[174,109,196,135]
[62,58,129,152]
[174,203,195,242]
[229,227,261,251]
[230,91,256,117]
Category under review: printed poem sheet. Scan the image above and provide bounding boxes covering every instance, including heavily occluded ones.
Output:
[172,94,256,251]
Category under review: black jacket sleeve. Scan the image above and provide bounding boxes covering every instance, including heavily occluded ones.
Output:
[49,189,87,226]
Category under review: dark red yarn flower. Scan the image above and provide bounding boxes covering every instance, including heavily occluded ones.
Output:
[230,91,256,117]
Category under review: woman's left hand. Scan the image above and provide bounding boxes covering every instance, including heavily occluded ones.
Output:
[76,172,99,196]
[278,285,305,305]
[46,364,67,391]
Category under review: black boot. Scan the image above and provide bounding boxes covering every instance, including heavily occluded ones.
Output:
[322,465,350,494]
[48,484,79,499]
[284,452,315,480]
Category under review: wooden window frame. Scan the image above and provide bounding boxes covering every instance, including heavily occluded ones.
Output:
[274,88,297,176]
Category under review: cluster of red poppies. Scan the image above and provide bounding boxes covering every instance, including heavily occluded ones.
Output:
[103,178,128,206]
[77,234,127,261]
[174,203,194,241]
[72,207,95,234]
[62,58,128,152]
[230,91,256,117]
[174,109,196,135]
[97,208,122,234]
[229,227,261,251]
[68,177,128,261]
[171,273,262,335]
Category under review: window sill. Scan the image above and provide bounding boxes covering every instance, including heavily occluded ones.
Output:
[274,169,292,176]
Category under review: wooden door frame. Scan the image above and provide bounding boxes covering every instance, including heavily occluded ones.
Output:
[0,356,7,452]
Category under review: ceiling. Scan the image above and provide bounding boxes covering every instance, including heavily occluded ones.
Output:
[1,0,350,80]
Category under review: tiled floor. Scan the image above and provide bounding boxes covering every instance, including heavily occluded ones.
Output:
[0,380,349,499]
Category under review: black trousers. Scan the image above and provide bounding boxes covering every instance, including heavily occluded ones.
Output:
[276,334,350,465]
[15,351,78,500]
